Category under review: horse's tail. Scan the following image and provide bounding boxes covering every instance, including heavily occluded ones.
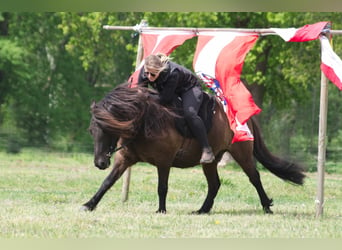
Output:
[251,117,306,185]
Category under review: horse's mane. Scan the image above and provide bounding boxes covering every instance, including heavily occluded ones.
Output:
[91,82,178,138]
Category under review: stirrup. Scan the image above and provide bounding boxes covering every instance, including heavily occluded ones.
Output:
[200,148,215,164]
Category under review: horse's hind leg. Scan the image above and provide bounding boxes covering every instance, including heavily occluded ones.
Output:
[195,163,221,214]
[229,142,273,214]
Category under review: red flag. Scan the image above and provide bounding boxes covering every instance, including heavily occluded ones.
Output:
[193,32,261,143]
[272,21,342,90]
[320,35,342,90]
[129,31,195,86]
[271,21,329,42]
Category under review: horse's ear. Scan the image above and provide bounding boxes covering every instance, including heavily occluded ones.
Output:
[91,101,96,109]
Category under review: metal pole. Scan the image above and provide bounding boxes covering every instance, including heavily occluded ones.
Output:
[103,24,342,36]
[316,72,328,218]
[121,20,146,202]
[315,35,331,218]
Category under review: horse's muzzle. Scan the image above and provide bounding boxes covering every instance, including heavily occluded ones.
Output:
[94,157,110,170]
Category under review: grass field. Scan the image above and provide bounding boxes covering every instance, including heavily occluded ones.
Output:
[0,148,341,238]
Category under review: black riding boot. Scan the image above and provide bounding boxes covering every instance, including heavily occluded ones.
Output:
[185,116,215,164]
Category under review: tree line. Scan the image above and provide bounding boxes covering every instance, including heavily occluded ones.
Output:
[1,12,342,170]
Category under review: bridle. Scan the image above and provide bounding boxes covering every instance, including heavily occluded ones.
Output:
[92,120,133,159]
[106,139,133,158]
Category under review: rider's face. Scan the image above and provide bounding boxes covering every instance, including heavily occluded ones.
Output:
[144,68,160,82]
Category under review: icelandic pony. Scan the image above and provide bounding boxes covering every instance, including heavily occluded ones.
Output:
[82,83,305,214]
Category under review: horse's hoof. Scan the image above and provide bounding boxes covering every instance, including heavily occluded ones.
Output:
[263,207,273,214]
[156,209,166,214]
[80,205,92,212]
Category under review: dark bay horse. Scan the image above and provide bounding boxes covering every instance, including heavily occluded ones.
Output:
[82,83,305,214]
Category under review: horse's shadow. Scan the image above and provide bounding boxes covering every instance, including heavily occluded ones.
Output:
[204,209,315,218]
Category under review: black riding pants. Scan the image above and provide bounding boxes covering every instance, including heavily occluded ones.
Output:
[181,86,210,149]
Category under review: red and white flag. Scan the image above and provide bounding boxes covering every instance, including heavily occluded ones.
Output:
[271,21,329,42]
[193,32,261,143]
[129,31,195,86]
[272,21,342,90]
[320,35,342,90]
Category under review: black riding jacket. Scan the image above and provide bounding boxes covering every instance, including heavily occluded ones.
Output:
[138,61,201,105]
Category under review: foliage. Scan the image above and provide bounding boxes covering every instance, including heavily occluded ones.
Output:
[58,12,143,85]
[0,12,342,165]
[0,39,30,108]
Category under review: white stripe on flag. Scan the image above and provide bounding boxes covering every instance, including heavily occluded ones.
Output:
[194,33,235,77]
[320,35,342,89]
[270,27,297,42]
[151,34,169,54]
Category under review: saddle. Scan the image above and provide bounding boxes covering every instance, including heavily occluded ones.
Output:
[170,92,216,138]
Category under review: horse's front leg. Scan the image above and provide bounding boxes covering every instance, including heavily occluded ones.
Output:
[81,155,131,211]
[156,166,171,213]
[195,162,221,214]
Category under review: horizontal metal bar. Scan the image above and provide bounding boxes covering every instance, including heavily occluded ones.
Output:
[103,25,342,36]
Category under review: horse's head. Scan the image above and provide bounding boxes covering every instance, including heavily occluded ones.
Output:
[88,83,177,170]
[89,102,119,170]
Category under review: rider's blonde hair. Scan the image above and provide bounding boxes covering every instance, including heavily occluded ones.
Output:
[144,53,170,73]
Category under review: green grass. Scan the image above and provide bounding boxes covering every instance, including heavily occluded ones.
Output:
[0,148,341,238]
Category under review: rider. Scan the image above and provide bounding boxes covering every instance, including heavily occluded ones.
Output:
[138,53,215,164]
